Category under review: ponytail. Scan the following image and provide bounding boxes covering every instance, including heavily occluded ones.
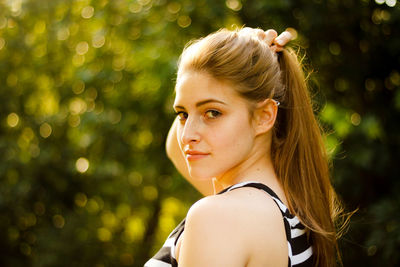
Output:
[272,47,345,267]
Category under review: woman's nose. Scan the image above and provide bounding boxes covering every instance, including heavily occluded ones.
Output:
[180,117,201,145]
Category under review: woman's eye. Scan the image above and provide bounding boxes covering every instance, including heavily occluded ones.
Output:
[175,111,188,121]
[205,110,221,119]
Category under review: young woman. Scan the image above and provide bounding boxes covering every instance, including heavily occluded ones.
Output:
[145,27,345,267]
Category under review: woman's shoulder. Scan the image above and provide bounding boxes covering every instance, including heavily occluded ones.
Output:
[190,185,281,216]
[179,187,287,266]
[188,187,286,234]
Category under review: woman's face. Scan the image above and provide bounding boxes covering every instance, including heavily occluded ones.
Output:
[173,71,257,180]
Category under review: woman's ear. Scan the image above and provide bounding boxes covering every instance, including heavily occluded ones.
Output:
[252,99,279,136]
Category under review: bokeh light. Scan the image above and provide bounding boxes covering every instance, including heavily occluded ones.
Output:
[177,15,191,28]
[52,215,65,229]
[39,123,52,138]
[76,157,89,173]
[97,227,112,242]
[226,0,242,11]
[74,193,88,207]
[7,113,19,127]
[81,6,94,19]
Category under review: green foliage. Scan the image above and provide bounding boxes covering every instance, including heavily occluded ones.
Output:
[0,0,399,266]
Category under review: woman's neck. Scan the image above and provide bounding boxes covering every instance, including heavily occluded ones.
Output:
[214,146,278,191]
[212,151,289,206]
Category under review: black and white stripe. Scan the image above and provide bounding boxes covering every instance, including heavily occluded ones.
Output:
[144,181,313,267]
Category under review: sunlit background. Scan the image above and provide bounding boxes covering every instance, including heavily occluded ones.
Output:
[0,0,399,266]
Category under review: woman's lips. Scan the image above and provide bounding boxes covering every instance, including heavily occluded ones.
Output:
[185,151,210,161]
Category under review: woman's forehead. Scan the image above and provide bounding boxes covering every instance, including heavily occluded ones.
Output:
[174,71,242,107]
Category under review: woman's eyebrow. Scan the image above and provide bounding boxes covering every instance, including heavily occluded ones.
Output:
[174,99,227,109]
[195,99,227,107]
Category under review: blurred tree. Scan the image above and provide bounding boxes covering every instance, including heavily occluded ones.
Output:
[0,0,399,266]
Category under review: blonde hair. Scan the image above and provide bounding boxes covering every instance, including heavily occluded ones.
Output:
[177,28,348,267]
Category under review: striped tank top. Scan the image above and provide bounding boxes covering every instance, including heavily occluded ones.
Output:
[144,181,314,267]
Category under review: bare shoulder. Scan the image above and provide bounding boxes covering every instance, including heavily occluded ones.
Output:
[187,187,283,227]
[179,187,288,267]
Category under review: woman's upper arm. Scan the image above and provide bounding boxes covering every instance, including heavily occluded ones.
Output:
[166,118,214,196]
[178,197,249,267]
